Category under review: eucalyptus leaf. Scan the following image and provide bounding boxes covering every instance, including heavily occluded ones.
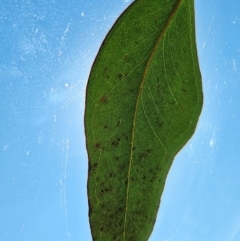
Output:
[84,0,203,240]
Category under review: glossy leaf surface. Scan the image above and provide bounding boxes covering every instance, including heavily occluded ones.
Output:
[85,0,203,240]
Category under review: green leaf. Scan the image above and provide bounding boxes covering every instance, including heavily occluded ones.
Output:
[84,0,203,240]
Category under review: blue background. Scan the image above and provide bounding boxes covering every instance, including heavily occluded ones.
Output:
[0,0,240,240]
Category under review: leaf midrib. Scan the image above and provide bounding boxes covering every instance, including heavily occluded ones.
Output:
[123,0,184,239]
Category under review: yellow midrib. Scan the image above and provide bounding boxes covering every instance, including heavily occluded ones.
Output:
[122,0,184,240]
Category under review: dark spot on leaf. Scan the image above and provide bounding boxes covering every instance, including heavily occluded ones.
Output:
[111,138,120,147]
[103,67,108,74]
[93,163,98,168]
[94,142,101,149]
[99,95,108,104]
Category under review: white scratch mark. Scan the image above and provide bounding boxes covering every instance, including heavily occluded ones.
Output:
[60,139,71,240]
[233,59,236,71]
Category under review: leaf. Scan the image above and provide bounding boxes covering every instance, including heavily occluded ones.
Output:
[84,0,203,240]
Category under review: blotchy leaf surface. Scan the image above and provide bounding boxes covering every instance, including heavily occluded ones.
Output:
[85,0,203,240]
